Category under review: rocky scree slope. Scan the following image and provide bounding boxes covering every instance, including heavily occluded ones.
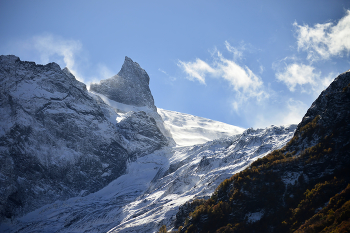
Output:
[176,70,350,233]
[0,55,169,221]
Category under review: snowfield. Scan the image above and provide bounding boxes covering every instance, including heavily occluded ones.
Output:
[158,108,245,147]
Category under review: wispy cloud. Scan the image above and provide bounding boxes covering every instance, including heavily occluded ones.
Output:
[158,68,168,75]
[259,65,264,74]
[178,42,268,111]
[216,51,264,96]
[224,41,243,61]
[32,34,83,81]
[85,64,116,89]
[97,63,114,80]
[177,58,216,84]
[9,34,117,86]
[158,68,176,81]
[275,62,335,96]
[294,10,350,61]
[313,72,335,96]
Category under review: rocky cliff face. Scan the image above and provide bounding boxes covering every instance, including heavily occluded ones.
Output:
[0,55,168,221]
[90,56,156,110]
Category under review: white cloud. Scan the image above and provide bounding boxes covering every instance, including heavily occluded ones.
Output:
[177,58,216,84]
[32,34,83,81]
[276,63,318,92]
[178,42,268,111]
[294,10,350,61]
[9,34,117,86]
[275,62,335,96]
[216,51,265,98]
[224,40,243,60]
[273,12,348,98]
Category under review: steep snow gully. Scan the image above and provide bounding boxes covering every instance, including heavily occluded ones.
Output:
[0,55,297,232]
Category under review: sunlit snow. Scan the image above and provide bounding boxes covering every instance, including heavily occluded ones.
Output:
[158,108,245,147]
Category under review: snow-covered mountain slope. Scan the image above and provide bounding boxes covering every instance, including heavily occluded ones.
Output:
[158,109,245,147]
[0,55,169,221]
[2,124,296,233]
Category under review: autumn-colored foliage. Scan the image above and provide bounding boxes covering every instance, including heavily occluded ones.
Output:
[295,184,350,233]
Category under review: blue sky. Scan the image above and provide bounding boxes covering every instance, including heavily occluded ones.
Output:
[1,0,349,128]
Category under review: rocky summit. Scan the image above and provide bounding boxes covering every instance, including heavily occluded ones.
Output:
[90,56,157,110]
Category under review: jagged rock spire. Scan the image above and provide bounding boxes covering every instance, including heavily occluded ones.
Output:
[90,56,156,110]
[118,56,150,85]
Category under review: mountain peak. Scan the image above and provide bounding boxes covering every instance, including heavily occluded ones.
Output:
[90,56,156,110]
[124,56,135,64]
[123,56,140,68]
[117,56,150,85]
